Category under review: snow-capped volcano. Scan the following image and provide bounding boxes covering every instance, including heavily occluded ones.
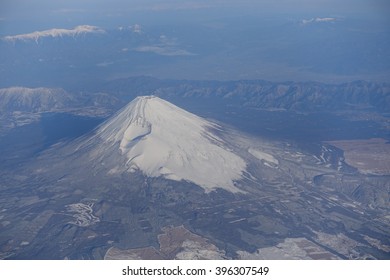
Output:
[86,96,246,192]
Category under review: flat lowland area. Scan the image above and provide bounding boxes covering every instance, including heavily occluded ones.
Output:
[327,138,390,175]
[104,225,226,260]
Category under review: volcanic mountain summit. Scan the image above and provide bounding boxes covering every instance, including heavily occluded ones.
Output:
[75,96,246,192]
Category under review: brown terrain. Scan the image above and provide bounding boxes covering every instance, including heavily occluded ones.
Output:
[327,138,390,175]
[104,225,226,260]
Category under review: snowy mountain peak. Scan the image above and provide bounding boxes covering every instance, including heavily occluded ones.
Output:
[0,87,75,112]
[3,25,105,43]
[93,95,246,192]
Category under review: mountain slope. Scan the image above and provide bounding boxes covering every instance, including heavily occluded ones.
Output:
[77,95,246,192]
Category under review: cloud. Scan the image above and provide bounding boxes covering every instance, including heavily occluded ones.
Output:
[118,24,142,34]
[301,17,338,25]
[132,24,142,34]
[3,25,105,43]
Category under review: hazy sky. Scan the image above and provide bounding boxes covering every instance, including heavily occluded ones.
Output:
[1,0,388,35]
[1,0,389,84]
[1,0,389,19]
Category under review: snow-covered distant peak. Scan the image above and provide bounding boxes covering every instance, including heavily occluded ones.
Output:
[0,86,65,95]
[301,17,337,25]
[3,25,105,43]
[0,86,74,112]
[95,96,246,192]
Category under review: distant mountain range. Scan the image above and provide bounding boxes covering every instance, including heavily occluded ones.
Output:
[0,87,76,112]
[0,86,121,114]
[100,77,390,113]
[2,78,389,118]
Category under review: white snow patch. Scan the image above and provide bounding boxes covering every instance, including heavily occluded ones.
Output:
[229,218,246,224]
[248,148,279,165]
[337,159,343,171]
[95,96,246,192]
[66,203,99,227]
[108,167,120,175]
